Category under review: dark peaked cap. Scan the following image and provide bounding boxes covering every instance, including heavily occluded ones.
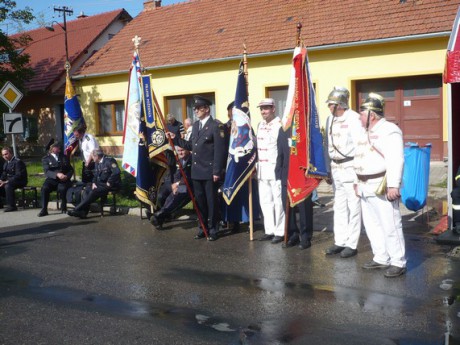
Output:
[193,95,212,108]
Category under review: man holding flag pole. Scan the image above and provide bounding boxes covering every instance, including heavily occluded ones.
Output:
[279,23,328,246]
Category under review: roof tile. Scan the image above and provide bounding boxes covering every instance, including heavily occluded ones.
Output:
[77,0,460,76]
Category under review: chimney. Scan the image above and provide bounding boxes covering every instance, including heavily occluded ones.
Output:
[77,11,88,18]
[144,0,162,11]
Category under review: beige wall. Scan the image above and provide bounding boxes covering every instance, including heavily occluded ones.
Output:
[76,36,449,150]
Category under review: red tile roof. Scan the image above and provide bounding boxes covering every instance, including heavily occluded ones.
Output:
[77,0,460,77]
[12,9,131,93]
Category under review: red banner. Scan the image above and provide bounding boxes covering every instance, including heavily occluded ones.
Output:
[287,48,320,206]
[444,51,460,84]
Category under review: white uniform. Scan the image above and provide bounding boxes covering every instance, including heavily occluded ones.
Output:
[80,133,99,163]
[354,118,406,268]
[326,109,362,250]
[257,117,285,236]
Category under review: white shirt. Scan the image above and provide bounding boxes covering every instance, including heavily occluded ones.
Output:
[80,133,99,162]
[326,109,362,170]
[354,118,404,188]
[257,116,282,180]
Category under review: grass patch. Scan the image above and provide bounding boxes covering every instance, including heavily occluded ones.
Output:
[21,159,139,208]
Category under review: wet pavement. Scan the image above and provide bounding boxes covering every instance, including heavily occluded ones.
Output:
[0,193,459,344]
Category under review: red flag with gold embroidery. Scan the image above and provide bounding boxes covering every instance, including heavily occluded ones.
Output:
[284,47,326,206]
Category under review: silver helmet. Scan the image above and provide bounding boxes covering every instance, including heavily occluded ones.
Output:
[326,87,350,109]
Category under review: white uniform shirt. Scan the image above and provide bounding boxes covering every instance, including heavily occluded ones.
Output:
[257,117,281,180]
[326,109,362,170]
[80,133,99,162]
[354,118,404,188]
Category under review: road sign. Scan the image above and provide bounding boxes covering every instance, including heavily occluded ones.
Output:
[0,81,23,110]
[3,112,24,134]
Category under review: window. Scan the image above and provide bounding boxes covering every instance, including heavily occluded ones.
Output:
[97,101,124,135]
[165,93,215,123]
[267,86,288,118]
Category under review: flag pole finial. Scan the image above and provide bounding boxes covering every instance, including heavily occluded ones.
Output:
[243,43,249,97]
[296,23,302,47]
[132,35,142,50]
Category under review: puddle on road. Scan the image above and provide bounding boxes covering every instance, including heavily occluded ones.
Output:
[0,267,454,344]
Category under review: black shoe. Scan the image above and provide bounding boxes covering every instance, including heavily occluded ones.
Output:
[259,234,274,241]
[68,209,86,219]
[362,260,390,270]
[313,200,325,208]
[282,238,299,248]
[194,232,206,240]
[4,206,18,212]
[298,241,312,250]
[340,247,358,258]
[271,236,284,244]
[61,207,67,213]
[207,234,218,241]
[384,265,406,278]
[325,244,345,255]
[38,209,48,217]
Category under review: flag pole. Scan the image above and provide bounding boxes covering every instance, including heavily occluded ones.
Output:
[242,44,255,241]
[64,61,78,182]
[151,92,209,239]
[284,23,303,243]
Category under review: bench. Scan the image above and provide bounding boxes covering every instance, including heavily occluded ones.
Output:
[19,186,38,209]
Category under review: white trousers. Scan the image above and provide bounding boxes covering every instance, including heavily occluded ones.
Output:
[258,179,285,236]
[332,167,362,249]
[360,194,406,268]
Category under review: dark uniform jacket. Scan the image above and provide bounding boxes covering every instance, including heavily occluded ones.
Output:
[275,126,290,183]
[93,156,121,189]
[175,117,226,180]
[1,156,28,187]
[173,154,193,194]
[42,153,74,181]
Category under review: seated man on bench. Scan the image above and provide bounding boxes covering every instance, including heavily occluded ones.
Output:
[38,140,74,217]
[0,146,28,212]
[68,149,121,218]
[150,147,192,229]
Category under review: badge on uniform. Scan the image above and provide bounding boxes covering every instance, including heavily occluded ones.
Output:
[112,163,117,168]
[219,124,225,138]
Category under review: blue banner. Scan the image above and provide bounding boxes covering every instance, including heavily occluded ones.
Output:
[222,61,257,205]
[63,73,85,157]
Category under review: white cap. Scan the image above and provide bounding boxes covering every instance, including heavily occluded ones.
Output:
[257,98,275,107]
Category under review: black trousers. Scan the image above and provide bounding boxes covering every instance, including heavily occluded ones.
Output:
[193,179,219,235]
[282,183,313,244]
[81,161,95,184]
[74,184,109,214]
[0,181,26,208]
[41,178,72,210]
[451,188,460,233]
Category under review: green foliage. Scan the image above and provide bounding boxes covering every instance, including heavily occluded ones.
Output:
[0,0,35,115]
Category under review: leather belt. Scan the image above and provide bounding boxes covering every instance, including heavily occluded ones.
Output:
[357,171,386,182]
[332,156,354,164]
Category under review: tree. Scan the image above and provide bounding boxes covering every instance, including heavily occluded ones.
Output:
[0,1,34,139]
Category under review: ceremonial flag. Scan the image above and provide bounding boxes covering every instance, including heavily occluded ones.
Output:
[122,51,142,176]
[222,61,257,205]
[63,72,85,157]
[282,46,327,206]
[134,75,169,209]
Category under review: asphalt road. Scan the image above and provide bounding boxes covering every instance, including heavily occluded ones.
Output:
[0,205,459,344]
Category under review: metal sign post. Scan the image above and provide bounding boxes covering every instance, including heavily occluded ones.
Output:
[0,81,24,158]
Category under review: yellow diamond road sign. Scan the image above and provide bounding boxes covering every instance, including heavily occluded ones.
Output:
[0,81,23,110]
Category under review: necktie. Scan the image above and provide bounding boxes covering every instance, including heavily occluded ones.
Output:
[199,121,202,131]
